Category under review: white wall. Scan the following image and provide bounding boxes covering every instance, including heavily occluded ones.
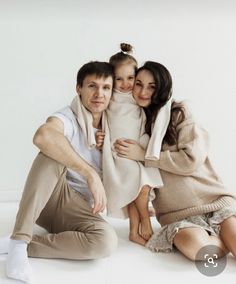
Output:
[0,0,236,201]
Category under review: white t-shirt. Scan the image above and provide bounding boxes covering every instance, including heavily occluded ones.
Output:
[51,106,102,205]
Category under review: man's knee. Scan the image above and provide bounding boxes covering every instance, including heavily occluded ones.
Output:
[32,152,65,174]
[26,152,65,188]
[93,222,118,258]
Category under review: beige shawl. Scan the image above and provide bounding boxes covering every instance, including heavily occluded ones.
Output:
[70,95,97,149]
[145,99,172,160]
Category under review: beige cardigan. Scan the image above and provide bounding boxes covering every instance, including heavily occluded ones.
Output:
[145,102,236,226]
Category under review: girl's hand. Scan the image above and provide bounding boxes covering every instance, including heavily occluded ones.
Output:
[113,139,145,161]
[95,130,105,150]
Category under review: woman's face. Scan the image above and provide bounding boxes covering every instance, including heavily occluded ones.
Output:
[133,70,156,107]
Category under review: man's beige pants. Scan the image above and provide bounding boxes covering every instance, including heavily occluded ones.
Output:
[11,153,118,260]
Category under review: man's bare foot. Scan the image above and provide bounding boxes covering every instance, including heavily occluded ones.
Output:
[129,232,146,246]
[140,217,153,241]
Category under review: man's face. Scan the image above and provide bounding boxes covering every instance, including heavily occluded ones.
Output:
[76,74,113,115]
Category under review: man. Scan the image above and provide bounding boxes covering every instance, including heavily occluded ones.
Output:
[0,61,118,283]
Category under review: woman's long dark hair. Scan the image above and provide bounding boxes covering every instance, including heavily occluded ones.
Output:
[138,61,185,145]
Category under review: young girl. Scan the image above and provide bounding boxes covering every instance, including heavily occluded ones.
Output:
[114,61,236,260]
[98,44,169,246]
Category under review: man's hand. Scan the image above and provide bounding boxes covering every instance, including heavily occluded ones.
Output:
[95,130,105,150]
[86,171,107,214]
[113,139,145,161]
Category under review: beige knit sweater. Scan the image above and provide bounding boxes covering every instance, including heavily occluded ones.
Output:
[145,102,236,226]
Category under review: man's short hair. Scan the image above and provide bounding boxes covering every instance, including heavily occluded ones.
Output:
[76,61,114,87]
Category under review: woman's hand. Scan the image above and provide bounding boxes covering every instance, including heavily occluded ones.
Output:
[95,130,105,150]
[113,139,145,161]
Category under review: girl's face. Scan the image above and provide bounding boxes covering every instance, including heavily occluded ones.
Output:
[114,63,135,93]
[133,69,156,107]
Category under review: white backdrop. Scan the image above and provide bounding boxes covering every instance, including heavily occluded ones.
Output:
[0,0,236,200]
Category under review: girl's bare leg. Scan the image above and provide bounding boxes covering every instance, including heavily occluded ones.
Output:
[128,202,146,246]
[173,227,228,261]
[134,185,153,240]
[219,215,236,257]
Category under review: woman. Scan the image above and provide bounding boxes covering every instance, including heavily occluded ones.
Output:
[114,61,236,261]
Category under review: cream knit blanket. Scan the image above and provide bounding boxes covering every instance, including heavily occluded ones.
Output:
[70,95,97,149]
[102,90,164,219]
[145,99,172,160]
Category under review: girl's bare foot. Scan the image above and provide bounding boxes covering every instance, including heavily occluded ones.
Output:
[140,217,153,241]
[129,232,146,246]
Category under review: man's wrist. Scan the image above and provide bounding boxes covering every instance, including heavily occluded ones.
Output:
[83,168,97,180]
[76,164,96,179]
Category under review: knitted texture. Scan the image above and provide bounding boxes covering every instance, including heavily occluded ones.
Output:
[145,102,236,226]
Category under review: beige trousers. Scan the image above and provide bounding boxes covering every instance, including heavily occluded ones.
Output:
[11,153,118,260]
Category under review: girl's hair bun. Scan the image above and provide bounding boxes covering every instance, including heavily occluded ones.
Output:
[120,43,133,54]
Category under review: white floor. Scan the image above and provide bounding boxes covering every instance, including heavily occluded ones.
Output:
[0,202,235,284]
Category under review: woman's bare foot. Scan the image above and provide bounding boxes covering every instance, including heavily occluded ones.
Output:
[140,217,153,241]
[129,232,146,246]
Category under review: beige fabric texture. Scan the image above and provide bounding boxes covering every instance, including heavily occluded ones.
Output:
[11,153,118,260]
[102,90,163,219]
[70,95,98,149]
[145,99,172,160]
[145,102,236,226]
